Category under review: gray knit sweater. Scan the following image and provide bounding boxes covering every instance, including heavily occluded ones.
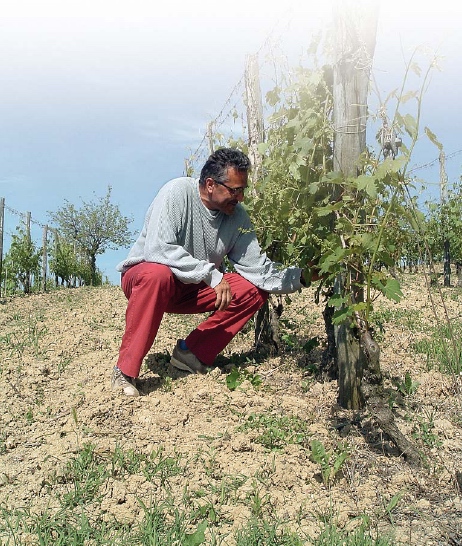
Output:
[116,177,303,294]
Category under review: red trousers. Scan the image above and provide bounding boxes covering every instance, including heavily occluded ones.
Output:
[117,262,268,377]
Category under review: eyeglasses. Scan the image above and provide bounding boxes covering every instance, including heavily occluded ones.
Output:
[213,180,247,197]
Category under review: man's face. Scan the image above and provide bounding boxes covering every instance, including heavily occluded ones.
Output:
[203,167,248,215]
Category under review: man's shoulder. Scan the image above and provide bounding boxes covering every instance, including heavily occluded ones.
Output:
[157,177,197,200]
[167,177,197,189]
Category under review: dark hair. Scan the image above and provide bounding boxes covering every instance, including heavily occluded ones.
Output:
[199,148,251,186]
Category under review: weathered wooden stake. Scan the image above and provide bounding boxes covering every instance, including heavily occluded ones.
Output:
[440,151,451,287]
[41,224,48,292]
[332,0,379,409]
[244,53,281,351]
[0,198,4,297]
[245,53,264,193]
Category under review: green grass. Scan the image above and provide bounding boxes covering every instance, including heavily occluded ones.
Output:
[0,501,208,546]
[234,516,305,545]
[371,306,462,375]
[411,321,462,374]
[236,411,311,451]
[0,311,51,362]
[0,441,395,546]
[411,409,442,448]
[370,307,424,332]
[311,523,393,545]
[57,443,109,508]
[0,504,394,546]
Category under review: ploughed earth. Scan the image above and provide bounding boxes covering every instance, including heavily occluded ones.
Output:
[0,273,461,544]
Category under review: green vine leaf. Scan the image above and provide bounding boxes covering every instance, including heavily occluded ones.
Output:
[356,174,377,198]
[328,294,347,308]
[373,277,403,303]
[332,307,353,324]
[424,126,442,150]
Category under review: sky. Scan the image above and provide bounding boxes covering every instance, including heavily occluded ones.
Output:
[1,0,461,285]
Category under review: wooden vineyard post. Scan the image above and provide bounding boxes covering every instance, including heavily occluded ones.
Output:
[332,0,379,409]
[0,198,4,297]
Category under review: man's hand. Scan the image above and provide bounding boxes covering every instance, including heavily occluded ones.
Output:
[308,266,324,282]
[214,278,232,311]
[301,263,326,287]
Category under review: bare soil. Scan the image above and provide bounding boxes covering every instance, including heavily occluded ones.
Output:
[0,273,461,544]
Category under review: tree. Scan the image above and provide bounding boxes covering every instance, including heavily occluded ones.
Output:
[243,45,334,356]
[204,5,438,464]
[426,181,462,286]
[233,4,440,463]
[48,232,80,287]
[3,225,41,294]
[49,186,133,285]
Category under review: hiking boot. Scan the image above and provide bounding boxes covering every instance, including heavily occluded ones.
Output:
[171,340,210,374]
[111,366,140,397]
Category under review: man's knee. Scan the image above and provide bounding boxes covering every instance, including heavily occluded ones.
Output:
[141,263,173,283]
[123,263,174,297]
